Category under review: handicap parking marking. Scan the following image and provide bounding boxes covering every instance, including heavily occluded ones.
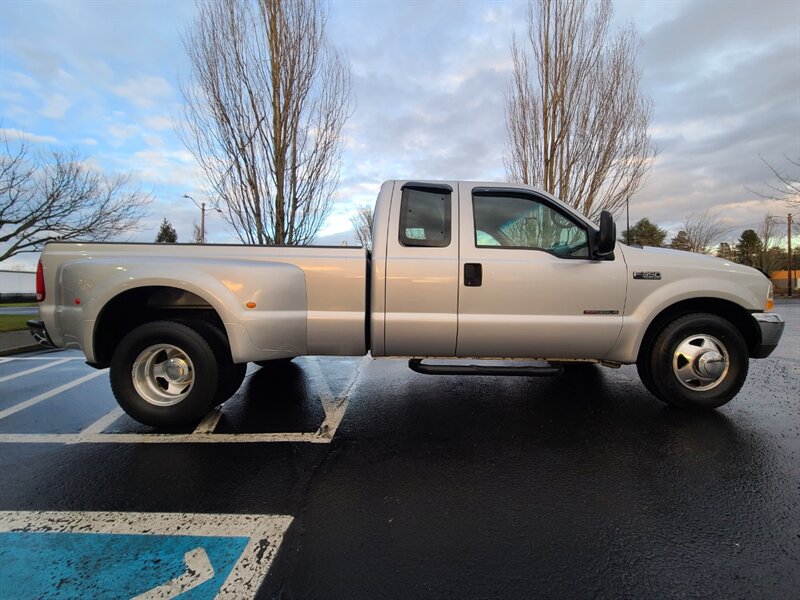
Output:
[0,511,293,599]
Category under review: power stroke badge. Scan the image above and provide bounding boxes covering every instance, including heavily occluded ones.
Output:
[633,271,661,280]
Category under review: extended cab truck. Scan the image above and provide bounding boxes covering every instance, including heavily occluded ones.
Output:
[30,180,785,427]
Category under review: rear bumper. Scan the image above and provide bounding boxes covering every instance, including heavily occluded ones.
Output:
[27,320,55,348]
[750,313,785,358]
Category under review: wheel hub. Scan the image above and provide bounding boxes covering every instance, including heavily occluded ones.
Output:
[165,358,190,383]
[672,334,730,391]
[132,343,195,407]
[696,350,725,378]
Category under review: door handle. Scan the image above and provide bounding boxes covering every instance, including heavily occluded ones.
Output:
[464,263,482,287]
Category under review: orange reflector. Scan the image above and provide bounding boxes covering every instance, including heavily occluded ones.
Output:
[246,302,257,309]
[766,299,774,311]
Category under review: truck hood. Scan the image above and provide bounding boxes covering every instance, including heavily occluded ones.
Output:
[617,244,756,275]
[616,243,771,311]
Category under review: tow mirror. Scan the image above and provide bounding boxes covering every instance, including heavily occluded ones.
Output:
[595,210,616,258]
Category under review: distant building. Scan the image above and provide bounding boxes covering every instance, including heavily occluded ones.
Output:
[770,270,798,295]
[0,270,35,302]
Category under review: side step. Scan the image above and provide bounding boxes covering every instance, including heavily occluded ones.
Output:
[408,359,563,377]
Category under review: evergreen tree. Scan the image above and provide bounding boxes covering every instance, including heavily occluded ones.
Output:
[621,218,667,247]
[155,218,178,243]
[735,229,762,267]
[669,230,692,251]
[717,242,734,261]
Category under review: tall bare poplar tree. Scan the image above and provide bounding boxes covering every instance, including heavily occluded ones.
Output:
[180,0,351,245]
[505,0,655,220]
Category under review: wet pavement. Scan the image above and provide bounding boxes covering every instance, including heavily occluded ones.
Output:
[0,301,798,599]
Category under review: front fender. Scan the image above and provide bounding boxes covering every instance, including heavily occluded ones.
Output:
[606,276,764,363]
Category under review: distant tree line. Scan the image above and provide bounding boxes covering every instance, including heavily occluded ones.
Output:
[621,213,797,274]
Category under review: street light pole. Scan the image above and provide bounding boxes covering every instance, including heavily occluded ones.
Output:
[183,194,205,243]
[788,212,793,297]
[626,197,631,244]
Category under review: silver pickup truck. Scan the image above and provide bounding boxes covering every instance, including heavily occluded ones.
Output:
[30,180,784,426]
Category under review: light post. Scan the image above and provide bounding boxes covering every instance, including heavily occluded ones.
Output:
[626,197,631,245]
[183,194,207,243]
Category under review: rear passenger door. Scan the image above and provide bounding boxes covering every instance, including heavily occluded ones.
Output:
[384,182,460,356]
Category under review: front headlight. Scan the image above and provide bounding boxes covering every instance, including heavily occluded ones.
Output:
[766,282,774,312]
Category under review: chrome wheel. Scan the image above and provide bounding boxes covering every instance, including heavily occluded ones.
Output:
[131,343,195,406]
[671,334,729,391]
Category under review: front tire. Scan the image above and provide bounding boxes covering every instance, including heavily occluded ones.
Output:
[110,321,218,427]
[639,313,748,410]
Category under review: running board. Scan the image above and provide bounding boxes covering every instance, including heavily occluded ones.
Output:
[408,359,563,377]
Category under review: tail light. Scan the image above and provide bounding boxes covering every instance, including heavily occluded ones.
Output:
[35,260,45,302]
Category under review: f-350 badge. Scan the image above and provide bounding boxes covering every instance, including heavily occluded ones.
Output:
[633,271,661,280]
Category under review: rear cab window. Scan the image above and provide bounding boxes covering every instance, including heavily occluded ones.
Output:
[399,185,451,247]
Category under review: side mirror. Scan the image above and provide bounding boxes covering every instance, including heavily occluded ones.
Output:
[595,210,616,258]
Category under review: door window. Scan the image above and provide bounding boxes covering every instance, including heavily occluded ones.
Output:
[472,193,589,258]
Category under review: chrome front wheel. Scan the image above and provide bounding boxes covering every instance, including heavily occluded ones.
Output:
[638,313,748,410]
[671,334,730,392]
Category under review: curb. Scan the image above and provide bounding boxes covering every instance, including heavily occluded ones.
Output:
[0,330,42,357]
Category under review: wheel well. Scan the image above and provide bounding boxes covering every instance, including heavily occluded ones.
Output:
[93,286,225,367]
[637,298,760,362]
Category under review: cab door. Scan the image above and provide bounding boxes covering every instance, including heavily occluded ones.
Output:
[456,183,626,359]
[383,181,460,356]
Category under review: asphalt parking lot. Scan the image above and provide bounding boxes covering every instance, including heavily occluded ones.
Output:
[1,301,798,599]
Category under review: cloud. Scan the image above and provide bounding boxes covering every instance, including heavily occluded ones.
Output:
[107,123,141,142]
[112,75,174,109]
[142,115,174,130]
[40,93,71,118]
[0,128,58,145]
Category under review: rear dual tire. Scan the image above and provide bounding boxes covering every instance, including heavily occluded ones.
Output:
[110,320,246,428]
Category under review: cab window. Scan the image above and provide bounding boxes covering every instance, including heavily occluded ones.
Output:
[399,186,451,247]
[473,192,589,258]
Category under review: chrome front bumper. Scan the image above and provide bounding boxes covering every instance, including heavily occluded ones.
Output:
[751,313,785,358]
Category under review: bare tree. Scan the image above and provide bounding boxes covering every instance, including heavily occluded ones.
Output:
[748,155,800,208]
[191,222,204,244]
[350,204,373,250]
[757,213,784,274]
[681,211,728,254]
[0,136,150,262]
[180,0,351,246]
[505,0,655,221]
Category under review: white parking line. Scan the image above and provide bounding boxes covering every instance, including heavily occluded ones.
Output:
[0,369,107,421]
[311,355,369,439]
[80,406,125,435]
[0,356,84,361]
[0,356,369,444]
[0,510,293,599]
[0,432,328,444]
[193,408,223,434]
[0,357,73,384]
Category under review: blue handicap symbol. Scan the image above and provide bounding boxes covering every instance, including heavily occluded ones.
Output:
[0,531,250,599]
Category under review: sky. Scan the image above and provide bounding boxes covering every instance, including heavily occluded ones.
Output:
[1,0,798,270]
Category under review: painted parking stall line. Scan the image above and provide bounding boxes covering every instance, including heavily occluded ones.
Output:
[0,358,73,384]
[0,511,293,600]
[0,355,369,445]
[0,369,107,421]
